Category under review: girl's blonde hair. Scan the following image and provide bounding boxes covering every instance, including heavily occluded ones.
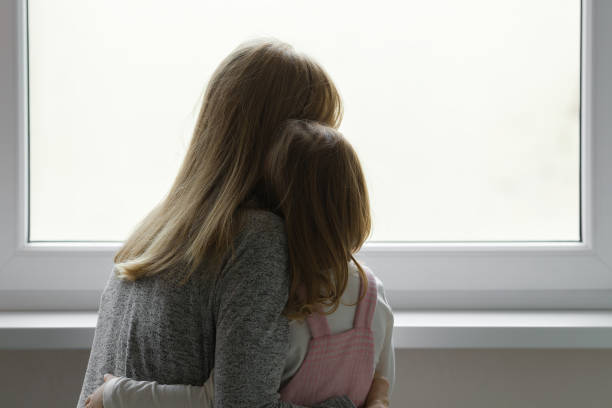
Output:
[114,39,343,281]
[262,119,371,320]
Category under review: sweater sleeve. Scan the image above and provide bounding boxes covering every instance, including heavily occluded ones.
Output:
[212,213,355,408]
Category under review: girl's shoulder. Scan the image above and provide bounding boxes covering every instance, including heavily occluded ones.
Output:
[347,262,393,316]
[347,261,381,289]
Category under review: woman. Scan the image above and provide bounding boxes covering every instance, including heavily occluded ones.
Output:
[77,39,389,408]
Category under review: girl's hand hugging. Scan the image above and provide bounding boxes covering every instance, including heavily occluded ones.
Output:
[85,374,117,408]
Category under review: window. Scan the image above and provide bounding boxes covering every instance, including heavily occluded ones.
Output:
[1,0,611,311]
[28,0,580,243]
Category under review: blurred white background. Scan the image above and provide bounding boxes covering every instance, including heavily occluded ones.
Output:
[28,0,580,242]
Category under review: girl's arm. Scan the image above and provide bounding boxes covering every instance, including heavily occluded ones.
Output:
[373,276,396,395]
[99,365,389,408]
[99,368,388,408]
[101,375,214,408]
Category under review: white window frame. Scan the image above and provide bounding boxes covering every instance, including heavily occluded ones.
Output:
[1,0,610,311]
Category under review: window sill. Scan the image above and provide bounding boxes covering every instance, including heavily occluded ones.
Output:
[1,310,612,349]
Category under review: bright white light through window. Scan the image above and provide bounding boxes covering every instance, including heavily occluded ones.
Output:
[28,0,580,242]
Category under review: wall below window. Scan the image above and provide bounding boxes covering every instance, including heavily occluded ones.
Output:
[0,349,610,407]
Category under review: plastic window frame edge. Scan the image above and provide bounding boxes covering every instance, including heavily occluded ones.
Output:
[1,0,610,311]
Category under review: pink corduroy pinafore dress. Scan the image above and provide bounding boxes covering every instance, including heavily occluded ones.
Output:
[279,268,377,407]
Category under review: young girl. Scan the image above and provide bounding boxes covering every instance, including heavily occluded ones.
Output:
[87,120,395,407]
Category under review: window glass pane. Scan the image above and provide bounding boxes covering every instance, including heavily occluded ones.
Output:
[28,0,580,242]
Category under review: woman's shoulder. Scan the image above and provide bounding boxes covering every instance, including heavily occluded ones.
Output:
[217,208,289,284]
[234,208,287,249]
[239,207,285,236]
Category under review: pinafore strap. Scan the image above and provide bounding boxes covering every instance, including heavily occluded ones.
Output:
[306,306,332,338]
[306,266,377,337]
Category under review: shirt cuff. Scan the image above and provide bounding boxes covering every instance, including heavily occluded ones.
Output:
[102,376,122,408]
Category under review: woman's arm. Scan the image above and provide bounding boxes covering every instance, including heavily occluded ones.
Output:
[97,365,388,408]
[213,213,355,408]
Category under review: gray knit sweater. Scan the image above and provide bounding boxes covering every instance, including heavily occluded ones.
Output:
[76,209,355,408]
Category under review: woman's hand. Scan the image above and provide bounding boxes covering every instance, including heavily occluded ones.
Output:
[85,374,116,408]
[365,373,390,408]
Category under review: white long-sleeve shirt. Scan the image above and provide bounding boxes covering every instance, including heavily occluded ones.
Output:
[103,263,395,407]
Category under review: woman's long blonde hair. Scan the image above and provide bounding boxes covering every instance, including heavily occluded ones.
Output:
[263,120,371,320]
[114,39,343,281]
